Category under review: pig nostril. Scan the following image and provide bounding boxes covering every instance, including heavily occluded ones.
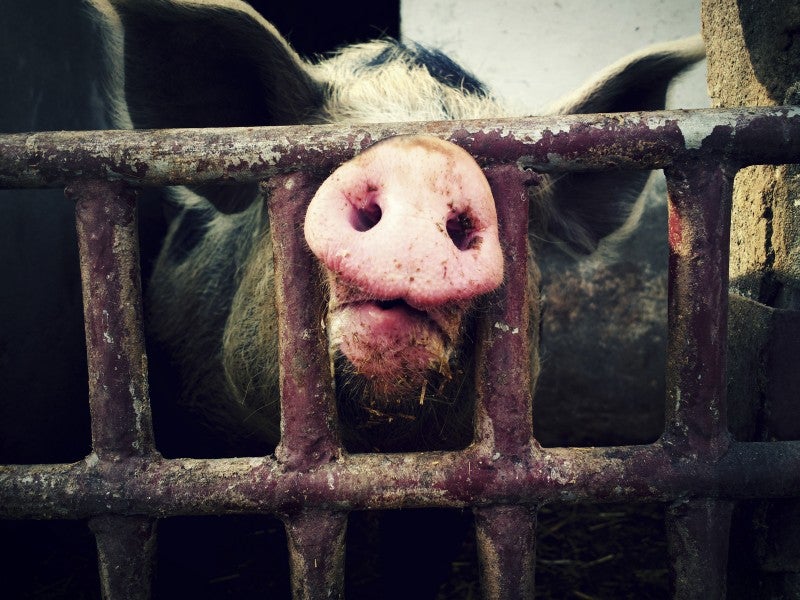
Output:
[350,201,382,232]
[446,212,482,251]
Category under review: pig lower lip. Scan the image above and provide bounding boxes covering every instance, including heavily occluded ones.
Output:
[330,301,448,379]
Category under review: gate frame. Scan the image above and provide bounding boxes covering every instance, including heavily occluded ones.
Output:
[1,106,800,599]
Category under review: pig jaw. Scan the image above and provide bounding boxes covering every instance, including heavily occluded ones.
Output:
[324,279,468,399]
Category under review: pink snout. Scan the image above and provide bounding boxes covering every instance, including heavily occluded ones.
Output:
[304,135,504,307]
[304,135,504,383]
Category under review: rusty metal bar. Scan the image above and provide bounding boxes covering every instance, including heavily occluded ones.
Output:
[662,159,736,599]
[471,164,537,597]
[66,180,156,460]
[65,179,158,599]
[267,172,347,598]
[5,439,800,519]
[283,510,347,600]
[89,515,157,600]
[667,499,734,600]
[477,164,536,456]
[663,159,735,456]
[1,108,798,190]
[267,172,342,471]
[475,504,538,600]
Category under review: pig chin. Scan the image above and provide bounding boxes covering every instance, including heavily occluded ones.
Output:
[328,301,456,395]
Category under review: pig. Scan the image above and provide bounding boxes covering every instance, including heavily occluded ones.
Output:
[87,0,705,457]
[27,3,709,599]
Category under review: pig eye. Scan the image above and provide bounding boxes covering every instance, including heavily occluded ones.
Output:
[350,198,382,232]
[446,211,481,251]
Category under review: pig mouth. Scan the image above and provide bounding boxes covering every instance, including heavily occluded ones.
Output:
[327,298,458,385]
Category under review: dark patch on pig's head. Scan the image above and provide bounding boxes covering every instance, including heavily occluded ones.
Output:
[314,40,508,123]
[365,40,489,98]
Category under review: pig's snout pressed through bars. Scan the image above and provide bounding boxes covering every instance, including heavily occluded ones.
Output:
[304,135,504,309]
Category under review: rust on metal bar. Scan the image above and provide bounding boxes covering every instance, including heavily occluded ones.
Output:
[5,440,800,520]
[267,172,347,599]
[663,158,737,599]
[666,499,734,600]
[663,159,736,458]
[89,514,157,600]
[283,509,347,600]
[1,108,798,190]
[470,164,538,599]
[66,179,158,600]
[267,172,342,471]
[475,504,538,600]
[66,179,156,461]
[475,164,536,456]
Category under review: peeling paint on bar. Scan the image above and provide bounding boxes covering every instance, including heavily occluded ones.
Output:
[1,108,799,189]
[475,504,537,599]
[5,440,800,520]
[267,171,341,472]
[669,112,741,151]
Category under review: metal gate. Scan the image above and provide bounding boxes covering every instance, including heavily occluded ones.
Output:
[1,107,800,599]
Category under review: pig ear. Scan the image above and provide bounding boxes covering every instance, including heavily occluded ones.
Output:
[91,0,323,212]
[541,36,706,254]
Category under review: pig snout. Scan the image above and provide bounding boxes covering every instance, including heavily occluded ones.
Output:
[305,135,504,305]
[304,135,503,383]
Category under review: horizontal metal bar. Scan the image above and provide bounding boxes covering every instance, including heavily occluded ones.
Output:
[0,108,798,190]
[3,440,800,519]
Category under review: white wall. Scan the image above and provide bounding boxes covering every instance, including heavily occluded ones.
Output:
[401,0,708,114]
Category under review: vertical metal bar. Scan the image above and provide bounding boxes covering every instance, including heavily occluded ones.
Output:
[475,505,538,600]
[266,173,347,599]
[663,160,737,599]
[663,159,735,455]
[66,179,158,600]
[471,165,538,599]
[476,164,536,454]
[284,510,348,600]
[667,499,734,600]
[67,180,156,459]
[89,515,158,600]
[266,173,342,470]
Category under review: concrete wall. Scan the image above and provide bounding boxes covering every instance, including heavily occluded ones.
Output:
[401,0,708,113]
